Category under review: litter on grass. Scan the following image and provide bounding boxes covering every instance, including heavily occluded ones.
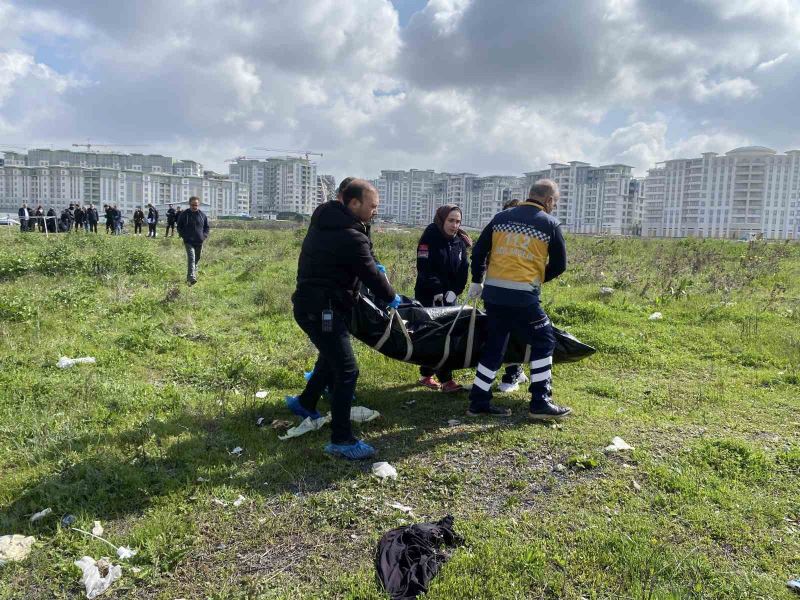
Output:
[387,501,414,515]
[116,546,137,560]
[0,535,35,564]
[256,417,266,427]
[270,419,293,430]
[230,447,243,456]
[372,462,398,480]
[605,437,635,452]
[233,495,246,507]
[30,507,52,522]
[74,556,122,599]
[92,521,104,536]
[279,415,331,440]
[57,356,96,369]
[71,527,137,561]
[62,514,77,527]
[447,419,461,427]
[599,287,614,297]
[351,406,381,422]
[648,312,663,321]
[255,390,268,399]
[788,580,800,593]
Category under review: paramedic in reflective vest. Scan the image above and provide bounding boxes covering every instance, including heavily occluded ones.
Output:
[414,204,471,393]
[467,179,571,420]
[289,179,401,460]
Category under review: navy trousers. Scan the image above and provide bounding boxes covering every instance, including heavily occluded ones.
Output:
[468,302,556,411]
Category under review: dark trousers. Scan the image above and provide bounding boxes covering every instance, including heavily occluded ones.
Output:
[184,242,202,281]
[166,223,175,236]
[294,306,358,445]
[148,223,157,237]
[134,223,142,234]
[419,366,453,383]
[106,222,112,233]
[468,302,556,411]
[89,222,97,233]
[20,220,28,232]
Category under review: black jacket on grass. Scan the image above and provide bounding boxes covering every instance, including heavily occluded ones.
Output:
[414,223,469,306]
[293,200,395,314]
[177,209,209,245]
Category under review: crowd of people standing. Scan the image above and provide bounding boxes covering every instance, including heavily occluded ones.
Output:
[16,202,183,237]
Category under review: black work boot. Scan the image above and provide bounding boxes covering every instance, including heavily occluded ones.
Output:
[528,399,572,421]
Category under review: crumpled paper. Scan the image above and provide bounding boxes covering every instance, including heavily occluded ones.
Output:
[605,436,634,452]
[74,556,122,599]
[0,535,35,564]
[57,356,96,369]
[372,462,398,480]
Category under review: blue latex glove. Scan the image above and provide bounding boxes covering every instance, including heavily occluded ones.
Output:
[376,263,387,274]
[388,294,402,309]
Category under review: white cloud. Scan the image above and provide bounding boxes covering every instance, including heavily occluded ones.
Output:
[756,53,789,71]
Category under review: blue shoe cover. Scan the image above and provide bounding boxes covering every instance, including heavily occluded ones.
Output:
[324,439,376,460]
[285,395,321,420]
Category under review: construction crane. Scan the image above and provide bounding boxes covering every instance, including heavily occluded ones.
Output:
[252,147,323,161]
[72,139,149,152]
[224,156,273,162]
[0,144,27,149]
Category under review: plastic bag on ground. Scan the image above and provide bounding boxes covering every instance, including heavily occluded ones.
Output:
[351,406,381,423]
[74,556,122,599]
[605,436,634,452]
[57,356,96,369]
[92,521,104,536]
[788,580,800,593]
[116,546,137,560]
[279,415,331,440]
[0,535,35,564]
[372,462,398,480]
[30,507,52,522]
[648,312,663,321]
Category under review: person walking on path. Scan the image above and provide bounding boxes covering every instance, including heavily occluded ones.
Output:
[86,204,99,233]
[288,179,399,460]
[466,179,571,420]
[133,207,145,235]
[176,196,209,286]
[146,204,159,237]
[165,204,177,237]
[414,204,471,393]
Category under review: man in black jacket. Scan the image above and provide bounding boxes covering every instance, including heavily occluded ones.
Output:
[74,205,85,232]
[18,204,30,232]
[86,204,99,233]
[177,196,209,285]
[289,179,400,460]
[165,204,177,237]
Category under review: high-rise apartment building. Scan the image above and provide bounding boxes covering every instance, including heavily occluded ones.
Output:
[228,156,318,216]
[0,149,248,218]
[643,146,800,239]
[525,162,642,235]
[317,174,336,205]
[374,169,438,225]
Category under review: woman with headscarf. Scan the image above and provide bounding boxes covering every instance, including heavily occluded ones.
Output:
[414,205,472,393]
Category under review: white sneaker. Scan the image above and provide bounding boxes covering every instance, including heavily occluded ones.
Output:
[498,371,528,393]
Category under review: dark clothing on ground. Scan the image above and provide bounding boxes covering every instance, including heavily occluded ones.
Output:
[294,306,358,445]
[176,209,209,245]
[293,200,395,314]
[375,515,462,600]
[414,223,469,306]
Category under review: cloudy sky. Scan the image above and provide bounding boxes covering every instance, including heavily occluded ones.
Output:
[1,0,799,181]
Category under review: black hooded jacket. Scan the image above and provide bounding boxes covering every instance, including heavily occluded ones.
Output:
[293,201,395,314]
[414,223,469,306]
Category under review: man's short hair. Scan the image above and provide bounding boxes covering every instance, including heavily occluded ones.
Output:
[342,179,375,205]
[189,196,200,203]
[503,199,522,210]
[528,179,559,201]
[337,177,355,195]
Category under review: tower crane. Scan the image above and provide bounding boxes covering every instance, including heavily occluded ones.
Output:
[252,147,323,161]
[71,139,149,152]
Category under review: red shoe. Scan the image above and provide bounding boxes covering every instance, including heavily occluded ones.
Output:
[418,376,440,390]
[440,380,464,394]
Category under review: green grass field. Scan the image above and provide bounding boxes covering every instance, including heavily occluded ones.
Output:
[1,227,798,599]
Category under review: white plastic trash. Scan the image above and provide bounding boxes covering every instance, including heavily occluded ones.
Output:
[115,546,137,560]
[74,556,122,599]
[351,406,381,423]
[91,521,104,537]
[0,535,35,564]
[372,462,398,480]
[605,436,635,452]
[232,495,246,507]
[57,356,96,369]
[648,312,663,321]
[387,501,413,515]
[30,507,52,522]
[279,415,331,440]
[255,390,268,399]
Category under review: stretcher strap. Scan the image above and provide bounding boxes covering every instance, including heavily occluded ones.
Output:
[433,302,468,370]
[374,307,414,362]
[462,299,479,369]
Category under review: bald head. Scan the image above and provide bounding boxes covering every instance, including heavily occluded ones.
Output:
[528,179,559,213]
[342,179,379,223]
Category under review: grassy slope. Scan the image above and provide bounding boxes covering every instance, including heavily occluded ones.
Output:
[0,227,798,599]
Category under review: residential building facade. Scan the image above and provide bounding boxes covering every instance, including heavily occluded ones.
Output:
[643,146,800,239]
[228,156,319,216]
